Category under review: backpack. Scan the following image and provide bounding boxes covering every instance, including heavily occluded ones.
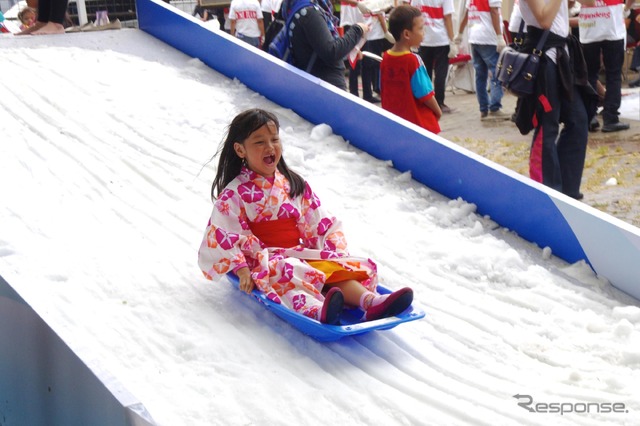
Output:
[262,10,285,53]
[264,0,317,71]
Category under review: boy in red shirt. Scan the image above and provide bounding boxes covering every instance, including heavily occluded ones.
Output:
[380,5,442,133]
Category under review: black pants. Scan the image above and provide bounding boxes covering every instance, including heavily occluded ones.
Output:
[530,61,588,198]
[343,25,361,96]
[582,39,624,125]
[36,0,69,24]
[362,38,387,99]
[418,44,450,107]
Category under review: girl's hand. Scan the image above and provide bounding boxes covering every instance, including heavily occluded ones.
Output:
[236,267,255,294]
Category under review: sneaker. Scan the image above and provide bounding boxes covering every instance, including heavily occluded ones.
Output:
[319,287,344,325]
[440,104,455,114]
[571,192,584,200]
[480,111,489,121]
[82,18,122,32]
[601,122,630,133]
[364,287,413,321]
[486,110,511,121]
[364,95,381,104]
[589,116,600,132]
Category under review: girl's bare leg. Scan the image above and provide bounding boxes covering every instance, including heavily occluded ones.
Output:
[326,280,369,307]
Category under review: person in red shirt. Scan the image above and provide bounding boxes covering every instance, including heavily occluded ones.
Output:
[380,5,442,133]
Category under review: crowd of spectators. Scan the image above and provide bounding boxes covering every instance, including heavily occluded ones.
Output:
[5,0,638,200]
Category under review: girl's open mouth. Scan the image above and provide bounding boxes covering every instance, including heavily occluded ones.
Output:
[264,155,276,164]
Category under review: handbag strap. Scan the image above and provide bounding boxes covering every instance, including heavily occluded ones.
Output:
[532,29,550,57]
[512,19,526,47]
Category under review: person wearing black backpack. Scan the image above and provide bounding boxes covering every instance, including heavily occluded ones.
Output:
[286,0,370,89]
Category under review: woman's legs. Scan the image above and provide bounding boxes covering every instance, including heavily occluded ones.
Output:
[432,45,451,108]
[529,62,587,198]
[558,85,588,198]
[471,44,490,114]
[529,62,562,192]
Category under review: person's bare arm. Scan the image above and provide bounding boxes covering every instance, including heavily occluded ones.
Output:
[625,0,635,16]
[425,96,442,120]
[525,0,564,29]
[444,14,455,40]
[490,7,502,36]
[376,12,386,29]
[458,10,468,35]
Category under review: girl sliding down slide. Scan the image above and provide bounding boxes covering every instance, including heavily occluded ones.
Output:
[198,109,413,325]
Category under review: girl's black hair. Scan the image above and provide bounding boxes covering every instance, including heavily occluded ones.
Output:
[388,4,422,41]
[210,108,306,200]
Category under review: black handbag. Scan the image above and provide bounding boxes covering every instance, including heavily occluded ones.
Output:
[496,25,549,98]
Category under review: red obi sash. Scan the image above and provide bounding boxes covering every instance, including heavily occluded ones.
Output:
[248,218,368,284]
[248,217,301,248]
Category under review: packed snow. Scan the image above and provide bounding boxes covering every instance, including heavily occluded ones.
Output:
[1,29,640,426]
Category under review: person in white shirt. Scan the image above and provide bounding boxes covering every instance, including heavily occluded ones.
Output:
[516,0,598,200]
[412,0,458,113]
[361,9,391,102]
[508,0,526,42]
[261,0,274,28]
[578,0,634,133]
[457,0,509,121]
[229,0,265,48]
[340,0,366,97]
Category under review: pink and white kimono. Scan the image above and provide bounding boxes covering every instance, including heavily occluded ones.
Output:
[198,167,378,320]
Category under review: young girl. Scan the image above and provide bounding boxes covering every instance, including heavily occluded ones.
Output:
[198,109,413,325]
[17,7,37,31]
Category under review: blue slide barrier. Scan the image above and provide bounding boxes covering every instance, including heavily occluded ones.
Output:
[136,0,640,300]
[0,275,156,426]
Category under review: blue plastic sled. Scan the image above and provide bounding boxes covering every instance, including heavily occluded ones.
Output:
[226,273,425,341]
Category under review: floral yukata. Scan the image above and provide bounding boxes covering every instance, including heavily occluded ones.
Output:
[198,167,378,320]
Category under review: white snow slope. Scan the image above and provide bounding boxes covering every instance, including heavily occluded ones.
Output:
[1,29,640,426]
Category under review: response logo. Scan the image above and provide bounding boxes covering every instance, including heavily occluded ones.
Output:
[513,394,629,415]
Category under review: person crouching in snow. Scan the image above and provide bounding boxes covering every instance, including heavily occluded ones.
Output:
[198,108,413,324]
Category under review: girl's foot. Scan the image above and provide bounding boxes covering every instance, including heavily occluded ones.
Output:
[364,287,413,321]
[320,287,344,325]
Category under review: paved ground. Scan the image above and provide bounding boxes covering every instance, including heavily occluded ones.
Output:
[436,75,640,228]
